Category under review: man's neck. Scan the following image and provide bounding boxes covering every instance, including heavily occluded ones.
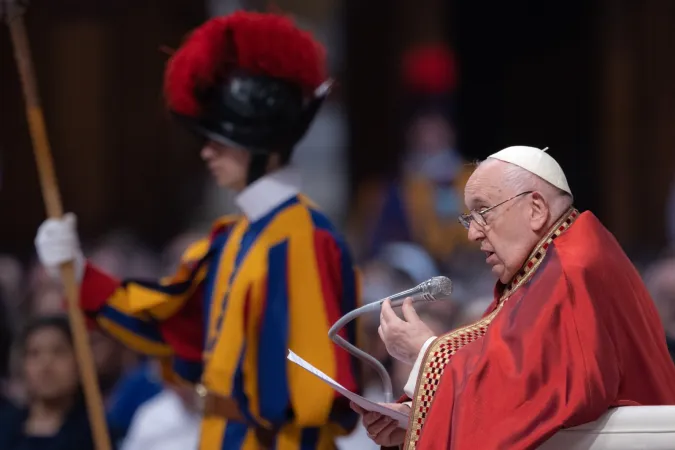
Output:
[32,395,74,417]
[25,396,75,435]
[235,165,301,222]
[544,205,572,233]
[500,206,578,295]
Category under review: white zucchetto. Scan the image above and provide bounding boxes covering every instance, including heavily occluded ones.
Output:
[488,146,572,196]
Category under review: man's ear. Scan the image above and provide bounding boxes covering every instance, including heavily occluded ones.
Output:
[265,152,282,171]
[529,192,549,232]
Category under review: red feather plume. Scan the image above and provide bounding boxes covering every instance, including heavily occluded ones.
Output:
[402,44,457,95]
[164,11,327,117]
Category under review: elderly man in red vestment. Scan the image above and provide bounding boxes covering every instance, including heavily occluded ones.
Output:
[352,146,675,449]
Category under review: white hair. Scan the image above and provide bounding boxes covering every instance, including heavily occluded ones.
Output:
[480,158,573,217]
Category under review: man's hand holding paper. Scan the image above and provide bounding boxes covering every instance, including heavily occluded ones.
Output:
[350,402,410,447]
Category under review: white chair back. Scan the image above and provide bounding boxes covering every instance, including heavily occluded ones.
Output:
[540,406,675,449]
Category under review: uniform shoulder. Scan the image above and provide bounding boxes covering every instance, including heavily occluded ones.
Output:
[296,195,341,234]
[210,214,242,233]
[206,214,243,240]
[178,215,243,264]
[179,238,211,265]
[289,198,355,256]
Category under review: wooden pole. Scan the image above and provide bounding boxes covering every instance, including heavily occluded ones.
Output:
[6,13,112,450]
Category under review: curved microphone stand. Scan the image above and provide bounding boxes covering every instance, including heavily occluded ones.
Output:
[329,277,452,405]
[328,307,394,403]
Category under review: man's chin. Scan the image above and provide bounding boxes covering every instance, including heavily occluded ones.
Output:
[490,264,509,283]
[212,176,236,189]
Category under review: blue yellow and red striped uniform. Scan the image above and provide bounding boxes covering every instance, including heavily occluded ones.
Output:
[78,194,362,450]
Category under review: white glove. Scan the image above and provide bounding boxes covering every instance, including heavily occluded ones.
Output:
[35,212,85,283]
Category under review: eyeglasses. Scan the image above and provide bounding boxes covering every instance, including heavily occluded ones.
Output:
[458,191,533,230]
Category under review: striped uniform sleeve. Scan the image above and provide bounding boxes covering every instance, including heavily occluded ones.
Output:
[78,237,213,380]
[247,211,362,436]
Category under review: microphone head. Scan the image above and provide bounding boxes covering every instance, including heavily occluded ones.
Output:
[428,276,453,300]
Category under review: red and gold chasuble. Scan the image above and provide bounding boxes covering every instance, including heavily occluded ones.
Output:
[404,208,675,450]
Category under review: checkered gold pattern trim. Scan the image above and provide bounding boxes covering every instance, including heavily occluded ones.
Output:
[403,208,579,450]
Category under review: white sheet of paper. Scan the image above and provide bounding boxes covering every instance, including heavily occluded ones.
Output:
[287,350,409,428]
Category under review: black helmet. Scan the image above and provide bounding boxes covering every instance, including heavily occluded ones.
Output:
[164,11,331,183]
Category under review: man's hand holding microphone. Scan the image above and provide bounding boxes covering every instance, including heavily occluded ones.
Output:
[378,297,436,365]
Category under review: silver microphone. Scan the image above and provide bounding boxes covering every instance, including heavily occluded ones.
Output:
[364,276,453,313]
[328,276,453,403]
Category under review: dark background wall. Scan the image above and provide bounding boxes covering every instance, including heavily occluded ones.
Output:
[1,0,207,261]
[346,0,675,259]
[2,0,675,261]
[450,0,600,213]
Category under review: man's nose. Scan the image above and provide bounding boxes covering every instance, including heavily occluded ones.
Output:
[201,144,215,160]
[467,221,485,242]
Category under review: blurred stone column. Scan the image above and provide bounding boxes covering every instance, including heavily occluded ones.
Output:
[0,1,114,256]
[598,0,675,254]
[44,19,110,235]
[344,0,405,192]
[1,0,210,257]
[104,0,207,246]
[598,0,640,250]
[402,0,447,45]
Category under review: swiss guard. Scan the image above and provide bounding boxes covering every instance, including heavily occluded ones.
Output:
[35,11,362,450]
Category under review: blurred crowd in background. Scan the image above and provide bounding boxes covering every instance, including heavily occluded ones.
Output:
[2,1,675,449]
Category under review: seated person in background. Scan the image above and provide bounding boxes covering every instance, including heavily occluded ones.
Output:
[0,315,107,450]
[105,357,163,443]
[1,286,13,404]
[121,373,201,450]
[349,44,473,263]
[643,257,675,362]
